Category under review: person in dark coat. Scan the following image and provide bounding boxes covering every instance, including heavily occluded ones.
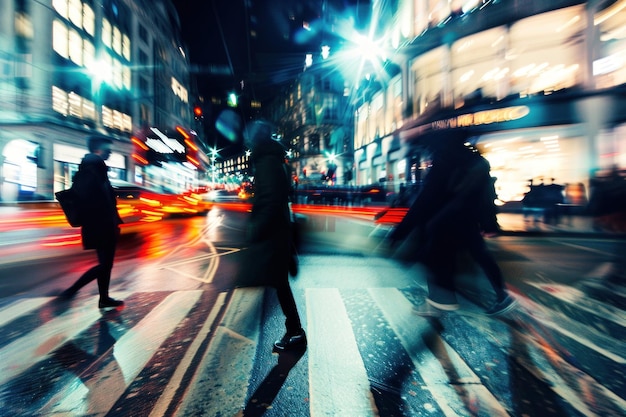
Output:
[243,120,306,351]
[390,131,514,316]
[60,136,124,309]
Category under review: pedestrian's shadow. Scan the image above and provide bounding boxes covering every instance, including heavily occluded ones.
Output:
[241,348,306,417]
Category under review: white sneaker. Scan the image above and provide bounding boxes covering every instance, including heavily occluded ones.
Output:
[412,298,459,317]
[427,298,460,311]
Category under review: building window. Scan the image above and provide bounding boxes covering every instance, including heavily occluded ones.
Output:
[68,28,83,65]
[52,85,96,121]
[508,6,585,96]
[68,0,82,28]
[83,4,95,36]
[53,0,69,19]
[52,20,69,58]
[102,18,112,48]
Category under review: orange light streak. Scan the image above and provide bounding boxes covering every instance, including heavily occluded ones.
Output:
[132,153,149,165]
[131,136,149,150]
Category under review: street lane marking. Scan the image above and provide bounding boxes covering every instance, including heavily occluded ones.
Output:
[0,296,101,386]
[369,288,510,417]
[548,238,615,256]
[0,297,50,327]
[42,290,203,416]
[307,288,379,417]
[174,287,264,417]
[150,291,227,417]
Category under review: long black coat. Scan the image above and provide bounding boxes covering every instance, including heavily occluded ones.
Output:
[239,138,292,287]
[390,143,489,247]
[74,154,122,249]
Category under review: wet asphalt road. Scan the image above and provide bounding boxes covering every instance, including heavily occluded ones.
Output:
[0,207,624,416]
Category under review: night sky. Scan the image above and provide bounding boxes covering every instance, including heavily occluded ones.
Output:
[171,0,371,101]
[171,0,370,154]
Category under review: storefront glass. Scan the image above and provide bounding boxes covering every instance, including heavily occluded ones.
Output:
[451,27,507,104]
[476,127,590,204]
[1,139,38,201]
[508,6,586,96]
[411,46,446,116]
[595,0,626,89]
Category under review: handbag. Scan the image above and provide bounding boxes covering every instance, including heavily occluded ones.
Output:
[55,188,82,227]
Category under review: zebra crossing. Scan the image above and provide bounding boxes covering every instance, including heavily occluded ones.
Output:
[0,275,624,416]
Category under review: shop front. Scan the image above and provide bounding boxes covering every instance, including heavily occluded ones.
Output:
[0,124,129,202]
[399,90,626,208]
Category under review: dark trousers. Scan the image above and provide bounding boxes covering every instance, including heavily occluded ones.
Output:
[424,227,507,304]
[67,241,117,299]
[274,275,302,334]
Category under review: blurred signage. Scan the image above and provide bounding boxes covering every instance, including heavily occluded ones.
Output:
[147,127,185,154]
[431,106,530,130]
[171,77,188,103]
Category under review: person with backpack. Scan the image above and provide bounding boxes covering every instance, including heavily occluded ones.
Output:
[59,136,124,309]
[389,130,515,316]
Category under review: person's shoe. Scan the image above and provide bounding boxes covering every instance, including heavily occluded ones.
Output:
[98,297,124,309]
[486,295,516,316]
[427,298,460,311]
[273,329,307,351]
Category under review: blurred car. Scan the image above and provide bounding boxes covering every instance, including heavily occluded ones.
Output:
[111,179,209,221]
[205,189,243,202]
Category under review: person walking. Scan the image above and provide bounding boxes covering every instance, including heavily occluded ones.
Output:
[241,120,306,351]
[389,131,515,316]
[60,136,124,309]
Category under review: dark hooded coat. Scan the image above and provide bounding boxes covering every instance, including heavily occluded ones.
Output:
[240,137,292,286]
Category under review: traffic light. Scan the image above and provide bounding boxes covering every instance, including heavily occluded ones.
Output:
[193,105,203,120]
[227,92,237,107]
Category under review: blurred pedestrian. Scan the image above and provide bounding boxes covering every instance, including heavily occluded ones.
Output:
[389,131,515,316]
[241,120,306,351]
[60,136,124,309]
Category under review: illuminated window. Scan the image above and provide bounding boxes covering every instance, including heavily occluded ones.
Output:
[53,0,68,19]
[15,12,34,39]
[113,27,122,55]
[52,20,69,58]
[68,0,82,28]
[102,105,113,127]
[123,66,131,89]
[83,98,96,120]
[83,39,95,70]
[68,28,83,65]
[112,59,123,88]
[83,4,95,36]
[102,18,111,48]
[52,86,69,116]
[509,6,585,96]
[122,34,131,60]
[68,91,82,117]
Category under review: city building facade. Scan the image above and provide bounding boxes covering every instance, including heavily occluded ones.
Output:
[0,0,201,202]
[355,0,626,206]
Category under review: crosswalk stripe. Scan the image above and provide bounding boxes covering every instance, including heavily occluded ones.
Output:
[307,288,379,417]
[368,288,511,417]
[175,287,265,417]
[0,296,102,386]
[149,291,228,417]
[0,297,50,327]
[40,290,203,416]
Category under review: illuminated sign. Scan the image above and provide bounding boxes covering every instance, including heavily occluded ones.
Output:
[145,127,186,154]
[431,106,530,130]
[171,77,188,103]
